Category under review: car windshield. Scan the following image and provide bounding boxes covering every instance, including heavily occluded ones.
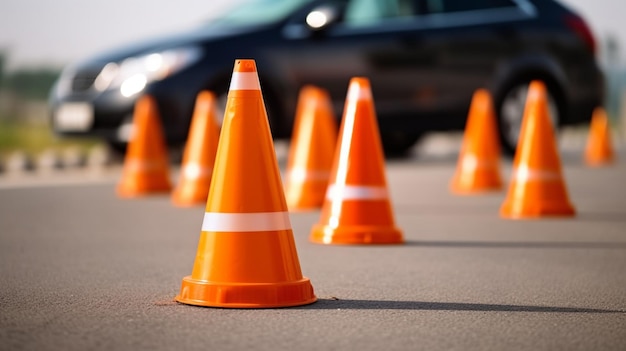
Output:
[206,0,315,27]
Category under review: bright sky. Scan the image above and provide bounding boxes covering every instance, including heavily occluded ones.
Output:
[0,0,623,71]
[0,0,240,70]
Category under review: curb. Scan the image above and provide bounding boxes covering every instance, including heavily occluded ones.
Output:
[0,145,120,175]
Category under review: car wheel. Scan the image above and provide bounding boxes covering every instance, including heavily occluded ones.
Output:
[496,81,560,157]
[106,141,127,157]
[215,90,228,127]
[381,131,421,158]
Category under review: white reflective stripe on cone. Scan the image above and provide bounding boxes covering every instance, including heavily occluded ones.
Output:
[513,166,561,181]
[229,72,261,91]
[287,168,330,182]
[326,184,388,200]
[461,155,498,170]
[182,163,212,179]
[201,211,292,232]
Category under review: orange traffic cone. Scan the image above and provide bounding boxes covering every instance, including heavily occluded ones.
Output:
[450,89,503,194]
[176,59,316,308]
[500,80,575,218]
[584,106,615,166]
[310,77,403,245]
[172,91,220,206]
[117,95,172,197]
[284,85,338,211]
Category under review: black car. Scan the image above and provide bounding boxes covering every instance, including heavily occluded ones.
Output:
[49,0,604,156]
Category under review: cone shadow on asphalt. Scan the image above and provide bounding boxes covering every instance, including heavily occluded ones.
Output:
[391,204,626,222]
[297,299,624,313]
[573,212,626,223]
[401,240,626,249]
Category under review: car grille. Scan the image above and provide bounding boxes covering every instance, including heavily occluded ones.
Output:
[70,66,104,92]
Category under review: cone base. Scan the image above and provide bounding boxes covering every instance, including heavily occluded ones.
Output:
[450,172,502,195]
[310,224,404,245]
[500,202,576,219]
[175,276,317,308]
[585,158,615,167]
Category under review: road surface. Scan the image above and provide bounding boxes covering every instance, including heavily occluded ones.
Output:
[1,137,625,350]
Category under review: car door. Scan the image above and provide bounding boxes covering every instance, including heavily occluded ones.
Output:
[279,0,441,121]
[414,0,536,118]
[278,0,534,130]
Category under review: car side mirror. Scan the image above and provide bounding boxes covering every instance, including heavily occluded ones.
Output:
[305,5,339,32]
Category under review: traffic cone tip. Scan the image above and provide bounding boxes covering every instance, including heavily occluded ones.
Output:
[347,79,372,101]
[233,59,257,72]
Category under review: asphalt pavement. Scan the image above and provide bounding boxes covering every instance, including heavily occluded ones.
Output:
[1,135,625,351]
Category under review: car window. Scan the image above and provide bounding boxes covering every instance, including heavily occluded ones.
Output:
[425,0,516,14]
[206,0,315,27]
[343,0,418,26]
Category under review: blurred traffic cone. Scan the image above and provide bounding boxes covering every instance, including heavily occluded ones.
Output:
[284,85,338,211]
[117,95,172,197]
[310,77,403,245]
[500,81,575,218]
[172,91,220,206]
[584,106,615,166]
[450,89,503,194]
[176,59,316,308]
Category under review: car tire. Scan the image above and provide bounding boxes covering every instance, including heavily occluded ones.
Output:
[215,90,228,127]
[381,131,421,158]
[495,80,561,157]
[106,141,127,157]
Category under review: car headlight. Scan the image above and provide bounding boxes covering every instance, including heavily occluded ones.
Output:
[95,46,202,97]
[53,64,78,99]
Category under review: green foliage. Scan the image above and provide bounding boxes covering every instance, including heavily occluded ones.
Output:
[0,52,5,85]
[0,118,100,154]
[2,68,61,100]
